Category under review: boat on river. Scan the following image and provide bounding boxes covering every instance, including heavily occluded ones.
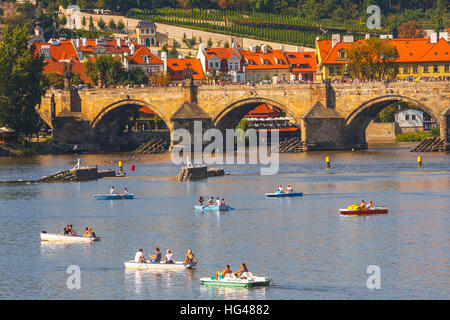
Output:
[40,232,100,242]
[124,260,196,270]
[265,191,303,197]
[194,205,230,211]
[339,207,388,215]
[200,272,271,288]
[93,194,134,200]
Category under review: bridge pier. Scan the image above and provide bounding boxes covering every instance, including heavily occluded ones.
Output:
[442,108,450,151]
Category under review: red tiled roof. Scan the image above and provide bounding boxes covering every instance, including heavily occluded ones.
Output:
[129,47,163,65]
[43,61,91,84]
[240,49,290,70]
[166,58,205,81]
[285,51,317,72]
[34,40,80,62]
[319,37,450,65]
[202,47,241,60]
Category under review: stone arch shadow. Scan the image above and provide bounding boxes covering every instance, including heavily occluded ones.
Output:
[213,97,299,131]
[344,95,439,147]
[90,99,171,148]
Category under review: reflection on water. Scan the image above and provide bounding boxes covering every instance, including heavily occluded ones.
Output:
[0,144,448,299]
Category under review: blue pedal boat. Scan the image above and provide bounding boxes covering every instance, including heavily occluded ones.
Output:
[265,191,303,197]
[94,194,134,200]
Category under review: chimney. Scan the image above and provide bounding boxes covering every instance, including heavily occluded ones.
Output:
[331,34,340,48]
[343,35,354,43]
[82,38,87,47]
[74,38,80,48]
[129,43,135,55]
[199,43,205,52]
[250,45,256,53]
[116,38,121,48]
[279,45,284,53]
[439,32,448,41]
[430,32,438,44]
[178,54,184,59]
[161,51,167,73]
[261,44,267,54]
[231,42,237,49]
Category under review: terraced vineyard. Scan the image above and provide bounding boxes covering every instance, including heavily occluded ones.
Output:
[128,8,374,47]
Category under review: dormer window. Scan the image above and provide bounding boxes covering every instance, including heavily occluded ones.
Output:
[338,50,346,59]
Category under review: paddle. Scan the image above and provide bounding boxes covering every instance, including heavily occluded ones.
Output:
[115,191,126,200]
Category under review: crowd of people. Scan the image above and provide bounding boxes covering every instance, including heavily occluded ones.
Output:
[60,225,96,237]
[134,248,198,266]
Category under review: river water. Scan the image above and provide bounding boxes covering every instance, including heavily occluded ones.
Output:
[0,143,448,299]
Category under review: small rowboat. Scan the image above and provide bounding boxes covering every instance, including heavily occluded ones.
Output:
[93,194,134,200]
[339,207,388,215]
[200,272,271,288]
[265,191,303,197]
[40,233,100,242]
[194,205,230,211]
[124,260,196,270]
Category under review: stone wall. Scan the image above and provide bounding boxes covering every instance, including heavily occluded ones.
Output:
[366,122,399,141]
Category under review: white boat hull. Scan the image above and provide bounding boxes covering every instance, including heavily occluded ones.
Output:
[124,260,195,270]
[200,272,270,287]
[40,233,100,242]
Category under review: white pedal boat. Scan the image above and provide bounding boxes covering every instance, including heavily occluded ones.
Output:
[200,272,271,288]
[124,260,196,270]
[40,232,100,242]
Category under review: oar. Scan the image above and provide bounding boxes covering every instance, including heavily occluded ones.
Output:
[115,191,126,200]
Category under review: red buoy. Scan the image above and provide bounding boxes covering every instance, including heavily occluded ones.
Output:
[131,165,135,171]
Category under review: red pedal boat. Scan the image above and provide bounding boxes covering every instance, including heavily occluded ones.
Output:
[339,207,388,215]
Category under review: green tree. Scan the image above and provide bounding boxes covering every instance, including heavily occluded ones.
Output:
[84,55,125,87]
[97,18,106,30]
[108,19,116,30]
[117,19,125,30]
[0,26,46,137]
[346,38,398,80]
[127,67,149,85]
[207,37,213,47]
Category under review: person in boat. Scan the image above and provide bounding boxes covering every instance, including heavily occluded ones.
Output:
[164,249,174,264]
[220,198,226,206]
[285,185,293,193]
[215,265,232,280]
[88,227,96,237]
[366,201,374,210]
[276,185,283,192]
[82,227,91,237]
[234,263,249,277]
[110,186,115,195]
[148,247,161,264]
[206,197,214,206]
[198,197,205,206]
[360,200,367,210]
[124,188,128,195]
[135,249,146,263]
[69,225,77,236]
[183,249,198,266]
[215,197,221,206]
[60,225,71,236]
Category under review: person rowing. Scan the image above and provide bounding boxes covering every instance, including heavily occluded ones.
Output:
[206,197,214,206]
[234,263,249,277]
[276,185,283,193]
[285,185,293,193]
[360,200,367,210]
[221,198,226,206]
[69,225,77,236]
[124,188,128,195]
[183,249,198,266]
[215,197,221,206]
[135,248,146,263]
[82,227,92,237]
[110,186,115,195]
[88,227,96,237]
[60,225,71,236]
[198,196,205,206]
[165,249,174,264]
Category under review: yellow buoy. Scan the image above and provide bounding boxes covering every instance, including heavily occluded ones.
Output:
[326,156,330,168]
[417,156,422,166]
[118,160,123,171]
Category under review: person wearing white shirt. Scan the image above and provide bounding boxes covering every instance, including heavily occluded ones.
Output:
[215,197,221,206]
[135,249,146,263]
[110,186,115,195]
[165,249,174,264]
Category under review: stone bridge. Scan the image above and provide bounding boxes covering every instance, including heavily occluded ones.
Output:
[37,81,450,151]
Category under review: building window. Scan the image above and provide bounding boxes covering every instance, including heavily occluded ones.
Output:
[403,66,409,74]
[339,50,345,59]
[412,115,416,120]
[413,66,418,73]
[405,115,410,120]
[445,65,450,72]
[433,65,438,72]
[329,67,334,75]
[423,65,429,73]
[215,62,219,68]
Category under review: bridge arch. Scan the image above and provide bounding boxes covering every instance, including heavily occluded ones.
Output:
[344,95,439,146]
[213,97,298,131]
